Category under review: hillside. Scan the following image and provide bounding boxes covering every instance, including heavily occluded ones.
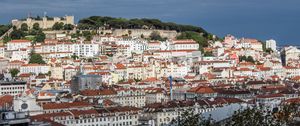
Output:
[0,25,11,36]
[78,16,215,50]
[78,16,207,33]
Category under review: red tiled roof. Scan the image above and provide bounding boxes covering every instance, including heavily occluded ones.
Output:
[256,93,284,98]
[43,101,93,110]
[0,95,13,108]
[9,40,31,43]
[115,63,126,69]
[187,86,215,94]
[80,89,117,96]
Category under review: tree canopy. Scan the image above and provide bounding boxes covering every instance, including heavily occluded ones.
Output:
[225,104,299,126]
[9,68,20,78]
[77,16,208,34]
[177,31,210,50]
[33,23,40,31]
[20,23,28,31]
[63,24,75,30]
[52,22,64,30]
[149,31,166,41]
[8,23,46,43]
[0,24,11,36]
[29,52,46,64]
[239,56,255,63]
[10,28,26,39]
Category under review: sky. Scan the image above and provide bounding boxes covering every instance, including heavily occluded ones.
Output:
[0,0,299,46]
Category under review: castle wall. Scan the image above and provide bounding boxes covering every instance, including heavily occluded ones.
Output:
[12,16,75,29]
[99,29,178,39]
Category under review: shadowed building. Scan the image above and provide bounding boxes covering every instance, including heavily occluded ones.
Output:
[71,74,102,93]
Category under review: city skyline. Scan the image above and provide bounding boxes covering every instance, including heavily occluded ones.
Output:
[1,1,300,125]
[0,0,299,45]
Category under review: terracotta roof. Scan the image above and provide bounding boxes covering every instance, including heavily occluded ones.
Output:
[187,86,215,94]
[18,73,31,77]
[80,89,117,96]
[9,40,31,43]
[115,63,126,69]
[256,93,284,98]
[282,98,300,104]
[0,95,13,108]
[42,101,93,110]
[141,77,159,83]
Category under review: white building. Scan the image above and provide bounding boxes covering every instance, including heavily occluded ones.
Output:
[7,40,31,51]
[170,39,199,50]
[0,81,27,96]
[283,46,300,64]
[31,106,141,126]
[41,42,74,53]
[13,93,43,116]
[266,39,277,51]
[11,49,29,61]
[144,88,165,104]
[20,64,50,75]
[0,46,5,57]
[73,43,99,57]
[116,38,148,53]
[115,88,146,107]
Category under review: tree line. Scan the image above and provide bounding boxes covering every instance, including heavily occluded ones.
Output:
[77,16,208,34]
[175,103,299,126]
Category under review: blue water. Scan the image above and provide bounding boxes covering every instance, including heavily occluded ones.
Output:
[0,0,299,45]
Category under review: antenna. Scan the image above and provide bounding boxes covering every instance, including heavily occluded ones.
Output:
[169,76,173,101]
[44,12,47,17]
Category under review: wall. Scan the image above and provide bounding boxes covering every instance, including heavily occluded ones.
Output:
[99,29,178,39]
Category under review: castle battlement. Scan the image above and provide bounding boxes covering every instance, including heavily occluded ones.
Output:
[12,15,74,29]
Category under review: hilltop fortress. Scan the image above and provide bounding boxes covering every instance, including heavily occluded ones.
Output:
[11,15,74,29]
[99,29,178,39]
[9,15,178,39]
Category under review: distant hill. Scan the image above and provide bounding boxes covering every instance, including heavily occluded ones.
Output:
[78,16,215,50]
[78,16,208,34]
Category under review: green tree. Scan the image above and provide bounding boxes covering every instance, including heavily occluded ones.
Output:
[149,31,165,41]
[35,30,46,43]
[29,53,46,64]
[77,16,208,34]
[239,56,255,63]
[71,53,79,60]
[128,30,132,36]
[9,68,20,78]
[204,51,213,57]
[0,24,11,36]
[47,71,52,76]
[3,35,11,43]
[225,104,299,126]
[265,48,273,54]
[63,24,74,30]
[33,23,40,30]
[10,29,25,39]
[225,107,277,126]
[52,22,64,30]
[177,31,207,51]
[20,23,28,31]
[246,56,255,63]
[82,31,92,41]
[275,103,298,125]
[172,109,215,126]
[133,78,142,82]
